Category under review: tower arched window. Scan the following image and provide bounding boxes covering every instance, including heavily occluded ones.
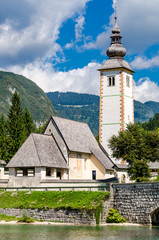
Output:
[107,76,115,87]
[126,76,130,87]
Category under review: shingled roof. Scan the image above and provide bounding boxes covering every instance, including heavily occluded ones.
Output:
[98,58,134,73]
[52,116,99,153]
[52,116,114,170]
[7,133,69,169]
[148,162,159,169]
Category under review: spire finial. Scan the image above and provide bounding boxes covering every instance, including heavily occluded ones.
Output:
[114,0,117,22]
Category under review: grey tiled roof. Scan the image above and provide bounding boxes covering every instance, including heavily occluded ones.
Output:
[98,58,134,72]
[0,160,6,165]
[7,133,69,169]
[148,162,159,169]
[114,164,129,169]
[53,116,99,153]
[52,116,114,170]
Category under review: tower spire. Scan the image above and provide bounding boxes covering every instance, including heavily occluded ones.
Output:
[114,0,117,21]
[106,7,126,59]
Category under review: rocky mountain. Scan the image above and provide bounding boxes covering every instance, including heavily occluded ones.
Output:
[47,91,159,136]
[0,71,57,125]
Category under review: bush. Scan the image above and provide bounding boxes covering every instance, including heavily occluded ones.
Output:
[18,213,34,223]
[154,175,159,182]
[135,177,150,182]
[106,208,126,223]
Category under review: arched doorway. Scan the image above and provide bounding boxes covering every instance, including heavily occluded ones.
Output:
[121,174,126,183]
[151,208,159,225]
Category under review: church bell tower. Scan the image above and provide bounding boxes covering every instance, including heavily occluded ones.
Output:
[98,16,135,161]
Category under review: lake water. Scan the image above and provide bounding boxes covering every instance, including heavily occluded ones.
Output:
[0,224,159,240]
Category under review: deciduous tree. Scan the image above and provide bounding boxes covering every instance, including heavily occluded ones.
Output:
[108,123,159,181]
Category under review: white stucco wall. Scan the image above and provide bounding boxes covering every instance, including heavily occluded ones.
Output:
[99,69,134,160]
[0,166,8,179]
[116,169,132,183]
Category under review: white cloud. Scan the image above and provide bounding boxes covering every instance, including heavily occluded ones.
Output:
[83,0,159,55]
[75,15,85,41]
[4,60,159,103]
[0,0,91,66]
[134,77,159,103]
[5,61,100,94]
[131,55,159,70]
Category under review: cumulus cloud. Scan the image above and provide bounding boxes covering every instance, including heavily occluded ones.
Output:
[131,55,159,70]
[6,61,100,94]
[5,60,159,103]
[0,0,90,66]
[134,77,159,103]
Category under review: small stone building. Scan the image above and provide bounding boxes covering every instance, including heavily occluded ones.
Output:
[6,116,115,187]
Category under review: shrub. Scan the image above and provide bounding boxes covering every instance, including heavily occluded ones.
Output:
[154,175,159,182]
[106,208,126,223]
[18,213,34,223]
[135,177,150,182]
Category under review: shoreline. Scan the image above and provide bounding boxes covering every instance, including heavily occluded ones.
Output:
[0,220,148,226]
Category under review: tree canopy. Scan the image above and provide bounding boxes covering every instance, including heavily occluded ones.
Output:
[108,123,159,181]
[0,91,46,162]
[109,123,159,165]
[141,113,159,131]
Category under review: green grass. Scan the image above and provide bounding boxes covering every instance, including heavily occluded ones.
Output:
[0,191,110,211]
[0,214,17,222]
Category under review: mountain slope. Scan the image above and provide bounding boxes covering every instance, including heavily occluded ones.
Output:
[0,71,57,124]
[47,92,99,136]
[47,91,159,135]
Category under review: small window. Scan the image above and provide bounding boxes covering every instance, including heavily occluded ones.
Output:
[46,168,51,176]
[77,154,82,159]
[57,171,61,179]
[126,76,130,87]
[92,170,96,180]
[107,76,115,87]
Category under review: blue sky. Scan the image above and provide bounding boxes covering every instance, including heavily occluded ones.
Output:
[1,0,159,102]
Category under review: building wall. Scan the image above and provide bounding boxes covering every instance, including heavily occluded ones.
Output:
[0,166,8,179]
[115,169,131,183]
[105,169,114,179]
[99,69,134,160]
[69,152,106,180]
[7,167,42,187]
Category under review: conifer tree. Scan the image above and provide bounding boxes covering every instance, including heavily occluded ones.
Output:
[7,91,26,159]
[0,114,8,161]
[23,107,36,137]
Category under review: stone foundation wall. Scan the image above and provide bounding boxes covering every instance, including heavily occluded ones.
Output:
[0,208,95,224]
[112,182,159,224]
[0,200,112,225]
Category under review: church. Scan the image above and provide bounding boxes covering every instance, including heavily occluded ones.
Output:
[0,16,135,187]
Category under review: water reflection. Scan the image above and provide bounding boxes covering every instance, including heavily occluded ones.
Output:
[0,224,159,240]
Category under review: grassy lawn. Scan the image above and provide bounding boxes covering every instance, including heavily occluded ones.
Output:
[0,214,17,222]
[0,191,110,211]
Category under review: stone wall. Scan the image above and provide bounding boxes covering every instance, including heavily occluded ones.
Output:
[0,208,95,224]
[0,193,113,225]
[112,182,159,224]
